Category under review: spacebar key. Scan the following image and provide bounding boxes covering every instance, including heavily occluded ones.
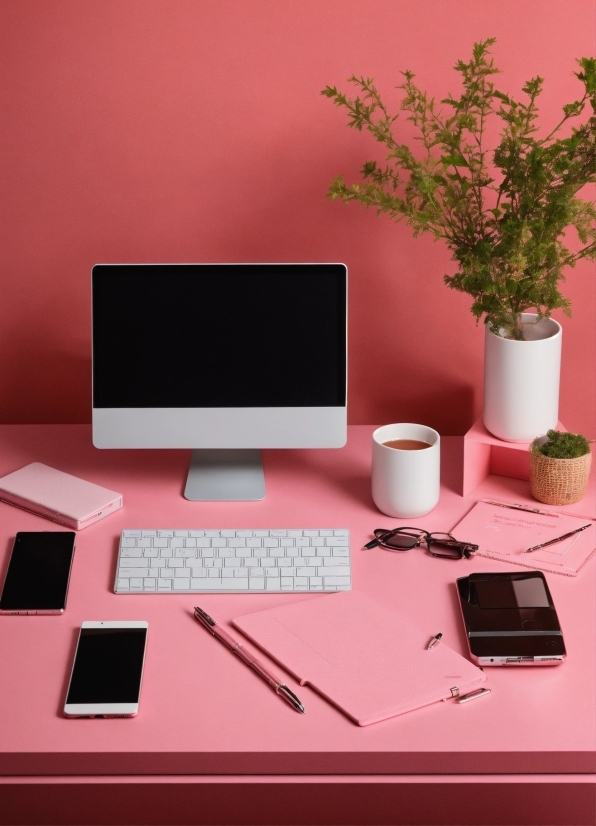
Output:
[193,579,224,590]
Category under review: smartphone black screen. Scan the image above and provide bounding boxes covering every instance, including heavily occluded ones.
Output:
[66,628,147,704]
[0,532,75,612]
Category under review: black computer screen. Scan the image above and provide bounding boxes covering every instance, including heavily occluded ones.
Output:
[92,264,346,408]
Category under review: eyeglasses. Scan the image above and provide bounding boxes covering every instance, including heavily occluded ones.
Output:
[364,528,478,560]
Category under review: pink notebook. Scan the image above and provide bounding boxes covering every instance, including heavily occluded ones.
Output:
[451,501,596,577]
[233,590,486,726]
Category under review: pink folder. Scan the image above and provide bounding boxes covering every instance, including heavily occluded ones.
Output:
[233,590,487,726]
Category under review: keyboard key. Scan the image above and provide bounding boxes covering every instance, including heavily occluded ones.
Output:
[116,578,130,590]
[121,548,143,558]
[158,530,174,538]
[158,579,172,590]
[118,567,143,577]
[205,531,220,538]
[320,566,350,577]
[265,568,280,577]
[253,530,269,537]
[188,530,204,538]
[221,569,234,578]
[174,531,188,537]
[173,578,191,590]
[332,547,350,556]
[123,530,141,537]
[154,538,169,548]
[184,538,196,547]
[270,530,287,537]
[130,578,143,591]
[224,558,242,567]
[143,578,156,590]
[266,579,281,590]
[234,568,249,577]
[287,530,303,537]
[168,558,185,568]
[143,548,158,558]
[175,548,196,558]
[236,530,253,538]
[320,530,333,536]
[208,569,220,578]
[196,579,225,590]
[170,538,184,548]
[225,579,250,589]
[221,530,236,538]
[142,530,157,537]
[121,538,137,548]
[160,548,173,558]
[324,576,351,586]
[137,539,151,547]
[196,539,211,548]
[249,579,265,589]
[160,569,174,579]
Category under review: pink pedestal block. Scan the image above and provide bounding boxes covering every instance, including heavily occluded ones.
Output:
[462,419,595,520]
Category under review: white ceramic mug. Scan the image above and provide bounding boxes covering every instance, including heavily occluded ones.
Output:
[371,424,440,518]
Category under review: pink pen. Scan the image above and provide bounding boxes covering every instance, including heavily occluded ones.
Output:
[193,606,305,713]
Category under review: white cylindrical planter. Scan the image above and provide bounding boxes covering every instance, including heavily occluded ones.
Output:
[483,313,562,443]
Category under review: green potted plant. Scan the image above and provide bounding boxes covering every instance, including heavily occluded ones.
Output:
[530,430,592,505]
[322,40,596,442]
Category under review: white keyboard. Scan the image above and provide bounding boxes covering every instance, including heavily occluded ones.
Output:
[114,529,351,593]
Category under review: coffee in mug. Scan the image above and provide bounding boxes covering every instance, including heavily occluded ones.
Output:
[382,439,431,450]
[372,424,440,518]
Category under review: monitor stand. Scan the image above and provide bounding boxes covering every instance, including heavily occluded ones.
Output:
[184,449,266,501]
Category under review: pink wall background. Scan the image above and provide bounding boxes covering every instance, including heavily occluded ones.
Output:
[1,0,594,436]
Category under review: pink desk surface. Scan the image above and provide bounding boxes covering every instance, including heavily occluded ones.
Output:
[0,425,594,778]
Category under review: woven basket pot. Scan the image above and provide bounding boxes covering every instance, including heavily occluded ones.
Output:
[530,448,592,506]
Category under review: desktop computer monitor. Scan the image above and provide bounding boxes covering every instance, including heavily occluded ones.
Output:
[92,263,347,500]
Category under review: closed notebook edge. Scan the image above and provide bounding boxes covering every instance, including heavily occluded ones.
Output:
[233,591,487,726]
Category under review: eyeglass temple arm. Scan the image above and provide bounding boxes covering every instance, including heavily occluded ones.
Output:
[364,537,382,549]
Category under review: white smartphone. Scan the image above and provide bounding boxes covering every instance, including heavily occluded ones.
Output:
[64,621,148,717]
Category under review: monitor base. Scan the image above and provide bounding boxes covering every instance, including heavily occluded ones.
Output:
[184,449,266,501]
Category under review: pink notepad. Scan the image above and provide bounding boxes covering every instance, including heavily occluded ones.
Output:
[233,590,486,726]
[451,501,596,577]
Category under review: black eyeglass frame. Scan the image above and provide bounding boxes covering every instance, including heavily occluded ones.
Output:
[365,527,478,560]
